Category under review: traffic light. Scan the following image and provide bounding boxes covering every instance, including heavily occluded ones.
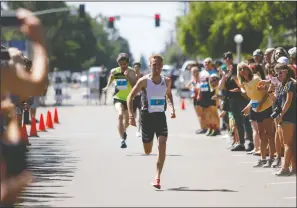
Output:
[79,4,85,18]
[108,16,115,29]
[155,14,160,27]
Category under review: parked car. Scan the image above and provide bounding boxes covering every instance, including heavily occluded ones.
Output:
[174,60,197,98]
[71,72,81,84]
[87,66,102,99]
[161,65,179,88]
[169,66,180,89]
[161,64,173,77]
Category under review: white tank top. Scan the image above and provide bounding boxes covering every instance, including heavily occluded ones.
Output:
[145,75,167,113]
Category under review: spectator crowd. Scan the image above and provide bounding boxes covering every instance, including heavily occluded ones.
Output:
[186,46,296,176]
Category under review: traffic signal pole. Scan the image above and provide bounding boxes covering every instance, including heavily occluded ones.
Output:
[111,13,174,25]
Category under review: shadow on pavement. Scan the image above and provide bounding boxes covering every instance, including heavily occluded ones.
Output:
[126,153,183,157]
[158,187,238,192]
[17,138,78,207]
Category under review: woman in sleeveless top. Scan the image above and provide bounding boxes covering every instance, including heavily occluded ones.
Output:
[185,66,207,134]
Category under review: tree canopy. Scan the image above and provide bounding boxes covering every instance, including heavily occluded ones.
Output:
[176,2,296,59]
[1,1,134,72]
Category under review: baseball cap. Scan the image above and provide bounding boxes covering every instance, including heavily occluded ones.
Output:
[116,53,129,63]
[253,49,264,57]
[223,51,233,59]
[277,56,289,64]
[288,47,296,58]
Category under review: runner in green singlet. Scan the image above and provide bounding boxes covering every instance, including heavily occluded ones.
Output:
[102,53,136,148]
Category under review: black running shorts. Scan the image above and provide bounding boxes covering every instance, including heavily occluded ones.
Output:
[133,95,141,113]
[113,98,128,110]
[141,111,168,143]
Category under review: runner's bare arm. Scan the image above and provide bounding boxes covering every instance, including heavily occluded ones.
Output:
[165,78,175,113]
[126,70,136,87]
[127,78,146,117]
[104,72,114,89]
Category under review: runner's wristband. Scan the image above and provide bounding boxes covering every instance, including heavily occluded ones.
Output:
[1,140,28,176]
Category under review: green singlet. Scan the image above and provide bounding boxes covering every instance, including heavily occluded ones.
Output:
[111,67,133,101]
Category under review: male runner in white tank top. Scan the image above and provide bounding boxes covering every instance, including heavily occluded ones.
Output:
[127,54,176,189]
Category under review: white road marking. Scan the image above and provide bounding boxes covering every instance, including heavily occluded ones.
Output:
[268,181,296,185]
[283,196,296,200]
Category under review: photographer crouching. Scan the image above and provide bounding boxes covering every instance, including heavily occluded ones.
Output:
[1,8,49,206]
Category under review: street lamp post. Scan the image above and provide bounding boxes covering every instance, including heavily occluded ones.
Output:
[234,34,243,63]
[267,25,273,48]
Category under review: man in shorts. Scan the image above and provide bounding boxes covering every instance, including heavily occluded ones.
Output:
[102,53,136,148]
[127,54,176,189]
[132,62,143,137]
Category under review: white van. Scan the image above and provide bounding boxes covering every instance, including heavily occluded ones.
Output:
[87,66,102,99]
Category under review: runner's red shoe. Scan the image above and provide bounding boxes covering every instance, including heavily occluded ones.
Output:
[151,178,161,189]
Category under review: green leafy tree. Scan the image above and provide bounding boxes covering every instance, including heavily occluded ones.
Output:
[3,1,135,72]
[177,2,296,58]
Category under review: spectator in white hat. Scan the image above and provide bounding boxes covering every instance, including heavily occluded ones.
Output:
[277,56,289,64]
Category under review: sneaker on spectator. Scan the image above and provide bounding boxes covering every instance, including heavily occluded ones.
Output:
[226,142,236,149]
[247,149,256,155]
[252,150,261,156]
[210,129,220,136]
[231,143,245,151]
[289,168,296,176]
[195,129,207,134]
[253,159,267,167]
[206,129,213,136]
[272,157,282,168]
[263,158,274,168]
[245,142,254,152]
[273,168,291,176]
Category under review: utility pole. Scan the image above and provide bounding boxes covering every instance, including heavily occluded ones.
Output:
[184,1,187,16]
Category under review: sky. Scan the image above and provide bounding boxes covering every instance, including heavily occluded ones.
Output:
[66,2,185,62]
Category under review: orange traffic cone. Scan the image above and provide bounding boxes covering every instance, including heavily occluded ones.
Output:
[30,117,38,137]
[46,110,54,129]
[181,99,185,110]
[21,124,30,146]
[39,114,46,132]
[53,108,59,124]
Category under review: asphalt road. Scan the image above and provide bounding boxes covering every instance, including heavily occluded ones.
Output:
[18,86,296,207]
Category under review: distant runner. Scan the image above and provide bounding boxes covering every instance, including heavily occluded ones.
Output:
[102,53,136,148]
